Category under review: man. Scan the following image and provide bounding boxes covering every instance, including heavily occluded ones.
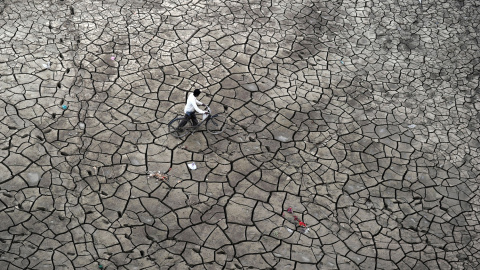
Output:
[178,89,208,128]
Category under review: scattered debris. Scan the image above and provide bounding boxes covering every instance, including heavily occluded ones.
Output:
[284,207,308,231]
[111,56,116,60]
[62,105,68,110]
[148,168,171,181]
[43,62,50,68]
[408,124,416,128]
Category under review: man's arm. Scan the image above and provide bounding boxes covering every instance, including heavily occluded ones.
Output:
[191,97,205,114]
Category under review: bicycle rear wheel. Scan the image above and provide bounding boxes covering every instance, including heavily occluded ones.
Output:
[206,114,228,134]
[168,118,189,138]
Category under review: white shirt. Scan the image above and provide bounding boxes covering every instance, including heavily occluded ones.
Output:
[184,93,205,114]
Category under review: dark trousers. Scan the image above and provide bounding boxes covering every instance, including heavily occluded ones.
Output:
[178,111,198,127]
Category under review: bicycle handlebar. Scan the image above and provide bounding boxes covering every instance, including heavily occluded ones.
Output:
[194,106,211,115]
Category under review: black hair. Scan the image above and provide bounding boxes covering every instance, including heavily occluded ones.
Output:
[193,89,201,97]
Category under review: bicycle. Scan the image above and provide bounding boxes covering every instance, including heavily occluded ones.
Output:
[168,105,229,138]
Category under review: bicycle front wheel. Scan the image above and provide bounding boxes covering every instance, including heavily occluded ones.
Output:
[206,114,228,134]
[168,118,189,138]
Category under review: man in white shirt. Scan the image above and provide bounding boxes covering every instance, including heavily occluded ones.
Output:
[178,89,207,128]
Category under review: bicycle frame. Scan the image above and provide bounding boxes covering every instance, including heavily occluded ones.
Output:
[183,107,212,129]
[168,105,227,138]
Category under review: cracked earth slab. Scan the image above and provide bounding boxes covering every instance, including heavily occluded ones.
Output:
[0,0,479,269]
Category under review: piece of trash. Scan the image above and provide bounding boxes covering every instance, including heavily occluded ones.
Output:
[303,228,310,234]
[148,171,169,181]
[43,62,50,68]
[408,124,416,128]
[62,105,68,110]
[111,56,115,60]
[340,60,344,64]
[286,228,293,233]
[284,207,308,231]
[188,162,197,170]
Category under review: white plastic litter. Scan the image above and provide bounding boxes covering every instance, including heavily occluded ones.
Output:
[42,62,50,68]
[188,162,197,170]
[286,228,293,233]
[408,124,416,128]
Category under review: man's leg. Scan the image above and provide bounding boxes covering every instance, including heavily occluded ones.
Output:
[191,113,199,126]
[178,113,191,128]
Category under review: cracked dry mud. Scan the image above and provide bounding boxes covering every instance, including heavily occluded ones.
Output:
[0,0,479,269]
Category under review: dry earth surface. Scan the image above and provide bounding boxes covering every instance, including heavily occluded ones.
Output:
[0,0,479,269]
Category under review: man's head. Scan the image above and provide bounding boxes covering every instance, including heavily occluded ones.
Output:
[193,89,201,97]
